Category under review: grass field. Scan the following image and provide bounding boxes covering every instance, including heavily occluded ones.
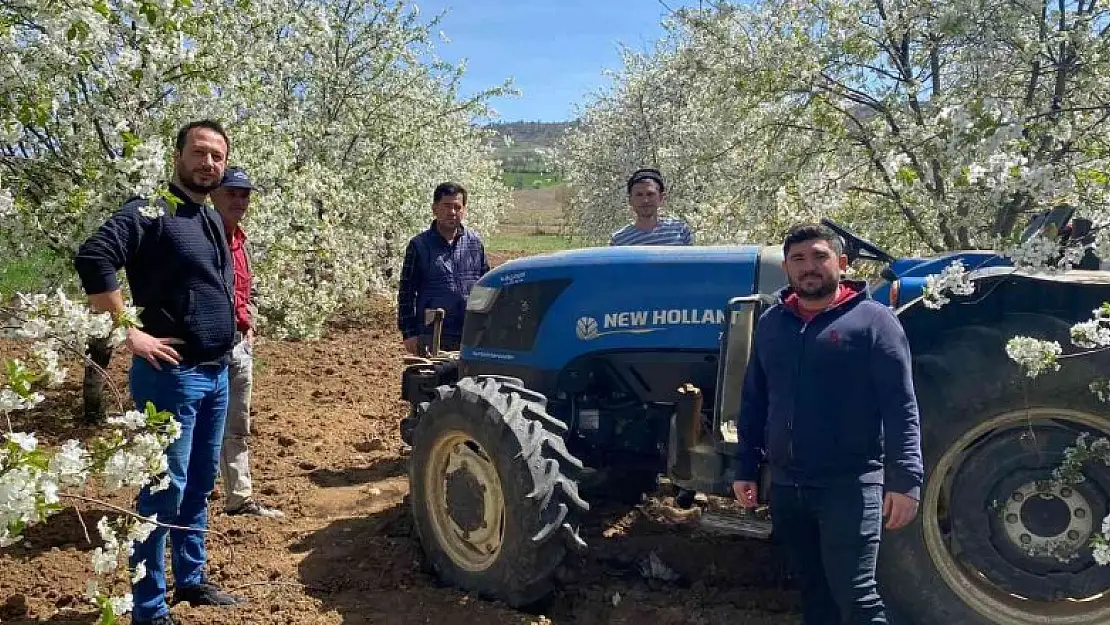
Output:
[501,170,561,190]
[0,250,57,295]
[486,232,582,253]
[485,184,589,253]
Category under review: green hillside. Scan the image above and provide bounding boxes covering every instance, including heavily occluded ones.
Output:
[485,121,576,178]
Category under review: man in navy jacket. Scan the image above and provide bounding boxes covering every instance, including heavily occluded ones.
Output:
[396,181,489,355]
[732,223,923,624]
[74,120,246,625]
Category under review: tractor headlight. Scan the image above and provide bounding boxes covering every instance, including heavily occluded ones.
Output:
[466,285,500,313]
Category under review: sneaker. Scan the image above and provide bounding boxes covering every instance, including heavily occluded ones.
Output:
[171,582,246,607]
[226,499,285,519]
[133,614,177,625]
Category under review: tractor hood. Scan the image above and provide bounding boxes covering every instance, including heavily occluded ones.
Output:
[461,245,785,371]
[869,250,1013,307]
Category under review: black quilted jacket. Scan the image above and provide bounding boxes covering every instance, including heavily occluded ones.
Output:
[74,183,237,364]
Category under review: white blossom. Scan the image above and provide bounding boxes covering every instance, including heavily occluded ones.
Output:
[922,260,976,309]
[102,451,154,491]
[1094,542,1110,566]
[0,186,13,219]
[90,546,118,575]
[1071,320,1110,349]
[1091,379,1110,403]
[131,561,147,584]
[149,474,171,493]
[0,193,179,625]
[107,410,147,431]
[1003,234,1064,273]
[127,518,157,545]
[138,204,164,219]
[1005,337,1062,378]
[6,433,38,452]
[31,340,67,387]
[109,593,133,615]
[48,440,91,487]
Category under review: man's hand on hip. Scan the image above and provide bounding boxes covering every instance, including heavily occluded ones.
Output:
[732,480,759,509]
[883,491,919,530]
[127,327,183,370]
[403,337,418,355]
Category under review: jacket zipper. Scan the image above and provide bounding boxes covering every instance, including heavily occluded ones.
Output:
[788,317,808,466]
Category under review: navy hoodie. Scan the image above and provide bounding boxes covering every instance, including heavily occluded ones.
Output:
[733,279,924,499]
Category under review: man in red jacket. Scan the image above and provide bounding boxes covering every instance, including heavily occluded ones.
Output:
[211,166,284,519]
[732,223,923,625]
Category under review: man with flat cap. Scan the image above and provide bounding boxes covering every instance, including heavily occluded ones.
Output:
[211,166,284,519]
[609,167,694,246]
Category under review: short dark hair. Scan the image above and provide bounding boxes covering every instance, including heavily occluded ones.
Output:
[782,223,844,257]
[175,119,230,155]
[433,182,467,205]
[627,168,665,194]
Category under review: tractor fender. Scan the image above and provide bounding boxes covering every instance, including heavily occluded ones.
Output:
[893,268,1110,346]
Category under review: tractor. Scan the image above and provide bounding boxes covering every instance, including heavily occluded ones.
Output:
[399,214,1110,625]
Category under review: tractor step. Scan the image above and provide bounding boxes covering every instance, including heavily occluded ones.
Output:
[697,509,773,540]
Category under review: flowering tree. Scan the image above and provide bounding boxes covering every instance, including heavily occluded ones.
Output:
[0,0,514,339]
[191,0,515,337]
[559,0,1110,253]
[1,280,184,623]
[1,0,514,620]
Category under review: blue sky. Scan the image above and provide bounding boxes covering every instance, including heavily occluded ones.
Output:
[414,0,703,122]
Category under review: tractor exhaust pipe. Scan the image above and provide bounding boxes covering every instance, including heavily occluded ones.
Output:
[424,307,446,357]
[667,383,703,483]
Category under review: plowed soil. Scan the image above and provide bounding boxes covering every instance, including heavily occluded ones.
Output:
[0,252,802,624]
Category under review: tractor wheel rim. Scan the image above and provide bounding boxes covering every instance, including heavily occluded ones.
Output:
[425,431,506,572]
[923,408,1110,624]
[998,478,1094,562]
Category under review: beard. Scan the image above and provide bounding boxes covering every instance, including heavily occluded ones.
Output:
[791,272,839,300]
[176,164,221,195]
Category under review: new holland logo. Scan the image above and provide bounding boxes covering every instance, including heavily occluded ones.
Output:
[575,316,659,341]
[575,308,726,341]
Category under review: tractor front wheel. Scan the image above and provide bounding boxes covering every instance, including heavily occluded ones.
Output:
[879,314,1110,624]
[409,376,589,608]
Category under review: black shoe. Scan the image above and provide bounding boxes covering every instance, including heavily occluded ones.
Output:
[132,614,177,625]
[171,582,245,607]
[226,499,285,519]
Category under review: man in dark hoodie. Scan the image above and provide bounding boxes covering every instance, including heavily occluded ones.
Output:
[731,223,923,624]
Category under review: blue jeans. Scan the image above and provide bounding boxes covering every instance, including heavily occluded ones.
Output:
[770,482,887,625]
[128,356,229,621]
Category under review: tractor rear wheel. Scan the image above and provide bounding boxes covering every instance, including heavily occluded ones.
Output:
[878,313,1110,624]
[408,376,589,608]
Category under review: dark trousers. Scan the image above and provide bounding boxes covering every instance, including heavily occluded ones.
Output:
[770,482,887,625]
[82,336,114,423]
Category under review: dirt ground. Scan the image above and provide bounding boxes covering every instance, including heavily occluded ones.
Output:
[0,258,802,624]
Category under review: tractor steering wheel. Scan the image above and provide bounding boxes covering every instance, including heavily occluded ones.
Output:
[820,218,896,264]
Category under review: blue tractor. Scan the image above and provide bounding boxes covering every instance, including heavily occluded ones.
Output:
[399,216,1110,624]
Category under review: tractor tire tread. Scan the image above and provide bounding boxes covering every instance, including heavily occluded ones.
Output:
[410,375,587,608]
[879,312,1110,625]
